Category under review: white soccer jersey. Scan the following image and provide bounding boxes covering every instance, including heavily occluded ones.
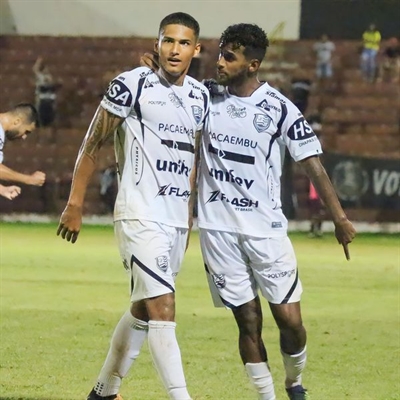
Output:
[0,122,5,163]
[198,82,322,237]
[100,67,209,228]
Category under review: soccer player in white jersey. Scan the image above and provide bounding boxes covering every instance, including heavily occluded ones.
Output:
[57,12,209,400]
[197,24,356,400]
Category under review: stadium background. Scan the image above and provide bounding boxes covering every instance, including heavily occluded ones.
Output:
[0,0,399,230]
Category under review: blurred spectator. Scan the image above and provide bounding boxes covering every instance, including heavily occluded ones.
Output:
[33,57,60,126]
[313,34,335,80]
[290,70,312,114]
[378,37,400,83]
[360,23,381,82]
[0,103,46,186]
[99,165,117,213]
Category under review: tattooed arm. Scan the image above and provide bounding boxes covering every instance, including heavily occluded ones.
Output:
[298,155,356,259]
[57,106,124,243]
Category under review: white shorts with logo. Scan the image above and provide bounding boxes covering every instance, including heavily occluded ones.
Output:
[115,219,188,303]
[199,229,302,307]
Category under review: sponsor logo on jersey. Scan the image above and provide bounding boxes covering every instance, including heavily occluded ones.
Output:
[212,274,226,289]
[158,123,195,138]
[227,104,246,118]
[209,168,254,189]
[148,100,166,106]
[253,114,272,133]
[188,80,207,93]
[265,90,286,104]
[211,111,220,116]
[105,80,133,107]
[122,258,130,271]
[191,105,203,124]
[144,80,154,88]
[156,184,190,199]
[189,90,203,100]
[256,99,281,112]
[169,92,185,108]
[205,190,259,209]
[156,159,191,176]
[266,269,296,279]
[140,70,153,78]
[271,221,283,228]
[256,99,270,110]
[287,117,316,141]
[156,256,169,272]
[209,132,257,149]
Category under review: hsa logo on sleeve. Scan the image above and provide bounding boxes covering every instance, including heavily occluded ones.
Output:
[105,79,133,106]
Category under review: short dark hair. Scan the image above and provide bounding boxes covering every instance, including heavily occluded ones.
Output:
[11,103,39,126]
[159,12,200,39]
[219,23,269,62]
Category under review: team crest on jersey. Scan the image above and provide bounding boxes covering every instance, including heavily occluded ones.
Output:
[212,274,226,289]
[169,93,185,108]
[156,256,169,272]
[253,114,272,133]
[191,105,203,124]
[256,99,270,111]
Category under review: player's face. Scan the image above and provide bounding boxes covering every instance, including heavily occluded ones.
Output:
[155,24,200,81]
[217,44,250,86]
[6,118,35,141]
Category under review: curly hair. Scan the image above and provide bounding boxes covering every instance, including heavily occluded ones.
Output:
[159,12,200,39]
[219,23,269,61]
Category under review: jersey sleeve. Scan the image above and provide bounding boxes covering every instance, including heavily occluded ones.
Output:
[279,101,322,162]
[100,71,137,118]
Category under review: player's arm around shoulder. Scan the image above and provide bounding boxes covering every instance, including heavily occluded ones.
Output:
[297,156,356,259]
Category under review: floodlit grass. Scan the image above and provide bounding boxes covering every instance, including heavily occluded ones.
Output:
[0,223,399,400]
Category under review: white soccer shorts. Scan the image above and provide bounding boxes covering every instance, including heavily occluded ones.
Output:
[199,229,303,307]
[115,219,188,303]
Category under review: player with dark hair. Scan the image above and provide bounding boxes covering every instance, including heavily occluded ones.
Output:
[0,103,45,187]
[57,12,208,400]
[197,23,356,399]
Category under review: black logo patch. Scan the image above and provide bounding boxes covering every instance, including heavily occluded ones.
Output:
[105,79,133,107]
[287,117,316,141]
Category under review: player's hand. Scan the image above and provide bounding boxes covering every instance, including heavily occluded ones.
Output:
[57,204,83,244]
[140,52,160,72]
[0,185,21,200]
[29,171,46,186]
[334,218,356,260]
[202,79,225,96]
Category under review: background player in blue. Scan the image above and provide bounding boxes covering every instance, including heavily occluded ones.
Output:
[57,13,208,400]
[196,25,356,400]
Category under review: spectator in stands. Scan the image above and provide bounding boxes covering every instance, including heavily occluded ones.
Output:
[0,103,46,187]
[290,70,312,114]
[313,34,335,80]
[0,183,21,200]
[360,23,381,83]
[33,57,59,126]
[379,37,400,83]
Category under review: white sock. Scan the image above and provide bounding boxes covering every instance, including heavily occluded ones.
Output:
[245,362,276,400]
[281,346,307,388]
[148,320,191,400]
[94,310,148,396]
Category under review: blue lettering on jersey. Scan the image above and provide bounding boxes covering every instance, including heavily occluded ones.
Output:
[253,114,272,133]
[105,80,133,107]
[287,117,316,141]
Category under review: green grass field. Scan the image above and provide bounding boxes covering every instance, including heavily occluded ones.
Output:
[0,223,399,400]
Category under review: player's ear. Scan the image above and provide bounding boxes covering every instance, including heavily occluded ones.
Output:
[13,117,21,126]
[154,39,159,54]
[194,42,201,57]
[248,59,261,74]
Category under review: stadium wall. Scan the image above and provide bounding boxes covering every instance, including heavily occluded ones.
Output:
[4,0,301,39]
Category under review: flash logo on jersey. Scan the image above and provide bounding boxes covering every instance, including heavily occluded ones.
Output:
[105,80,133,106]
[206,190,259,208]
[191,105,203,124]
[253,114,272,133]
[156,184,190,199]
[287,117,315,141]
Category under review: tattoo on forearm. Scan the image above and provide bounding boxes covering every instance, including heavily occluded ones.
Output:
[80,108,121,159]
